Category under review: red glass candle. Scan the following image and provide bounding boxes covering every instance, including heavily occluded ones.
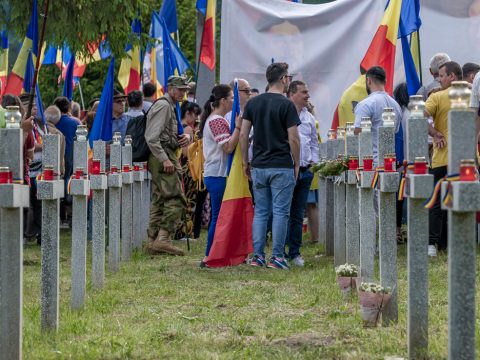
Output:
[348,156,359,170]
[43,166,54,181]
[134,164,140,172]
[92,159,101,175]
[7,171,13,183]
[143,162,148,171]
[384,154,396,172]
[413,157,428,175]
[0,167,9,184]
[75,167,84,179]
[363,156,373,171]
[110,166,118,173]
[460,159,477,181]
[123,165,130,173]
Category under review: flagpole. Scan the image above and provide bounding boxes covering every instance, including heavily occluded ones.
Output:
[78,79,85,110]
[176,30,180,47]
[27,0,49,119]
[416,30,423,86]
[194,10,206,103]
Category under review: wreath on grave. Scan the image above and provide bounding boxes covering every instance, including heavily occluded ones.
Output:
[311,156,349,177]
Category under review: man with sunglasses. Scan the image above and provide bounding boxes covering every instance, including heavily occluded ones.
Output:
[240,62,300,270]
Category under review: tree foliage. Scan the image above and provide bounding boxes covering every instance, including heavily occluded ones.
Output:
[1,0,199,108]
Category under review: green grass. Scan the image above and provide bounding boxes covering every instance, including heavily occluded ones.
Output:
[22,230,480,359]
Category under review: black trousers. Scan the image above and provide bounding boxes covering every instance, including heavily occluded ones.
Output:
[193,189,208,239]
[428,166,448,250]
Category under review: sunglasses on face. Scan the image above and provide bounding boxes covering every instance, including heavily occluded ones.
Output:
[114,99,125,104]
[239,88,252,94]
[282,74,293,81]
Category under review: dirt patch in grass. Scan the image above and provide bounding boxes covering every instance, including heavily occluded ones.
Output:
[271,332,335,348]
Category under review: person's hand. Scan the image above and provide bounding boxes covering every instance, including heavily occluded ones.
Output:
[243,163,251,180]
[235,114,242,130]
[21,116,34,133]
[433,131,446,148]
[178,134,191,148]
[294,164,300,181]
[162,159,175,173]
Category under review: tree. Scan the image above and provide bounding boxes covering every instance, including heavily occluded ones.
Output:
[3,0,202,107]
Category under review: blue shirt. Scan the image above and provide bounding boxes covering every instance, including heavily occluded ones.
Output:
[111,114,130,142]
[353,91,402,164]
[55,114,78,156]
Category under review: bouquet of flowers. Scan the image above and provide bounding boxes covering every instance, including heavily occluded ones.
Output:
[358,282,392,327]
[335,263,359,297]
[312,156,349,177]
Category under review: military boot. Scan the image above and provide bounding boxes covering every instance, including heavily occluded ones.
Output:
[146,229,185,256]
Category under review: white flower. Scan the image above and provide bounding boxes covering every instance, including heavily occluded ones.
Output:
[335,263,358,277]
[359,282,390,294]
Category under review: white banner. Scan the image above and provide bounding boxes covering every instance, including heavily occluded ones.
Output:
[220,0,480,137]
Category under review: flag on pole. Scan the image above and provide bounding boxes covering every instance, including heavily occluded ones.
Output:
[5,0,39,95]
[206,151,254,267]
[159,0,178,33]
[331,0,417,129]
[143,10,191,98]
[359,0,403,94]
[0,30,8,97]
[398,0,421,95]
[118,19,142,95]
[196,0,216,70]
[63,54,75,101]
[226,79,240,174]
[23,52,46,127]
[89,57,115,148]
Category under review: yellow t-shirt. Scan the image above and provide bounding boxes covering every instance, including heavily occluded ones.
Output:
[425,88,451,169]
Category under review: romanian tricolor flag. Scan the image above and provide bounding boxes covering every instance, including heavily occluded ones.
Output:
[5,0,39,96]
[196,0,216,71]
[0,30,8,97]
[206,80,253,267]
[206,145,254,267]
[118,19,141,95]
[331,0,417,129]
[359,0,403,94]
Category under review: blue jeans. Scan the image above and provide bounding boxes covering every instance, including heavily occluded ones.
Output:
[252,168,296,258]
[286,169,313,258]
[204,176,227,256]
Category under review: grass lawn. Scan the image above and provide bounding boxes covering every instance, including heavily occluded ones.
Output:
[22,230,480,359]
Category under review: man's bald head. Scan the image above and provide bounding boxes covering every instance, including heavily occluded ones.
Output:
[229,78,251,110]
[44,105,61,125]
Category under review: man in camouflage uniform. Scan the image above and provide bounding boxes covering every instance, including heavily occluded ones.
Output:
[145,76,191,255]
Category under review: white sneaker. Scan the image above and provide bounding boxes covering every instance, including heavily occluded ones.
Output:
[292,255,305,267]
[428,245,437,257]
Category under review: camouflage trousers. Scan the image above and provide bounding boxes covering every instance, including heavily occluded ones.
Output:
[147,152,187,238]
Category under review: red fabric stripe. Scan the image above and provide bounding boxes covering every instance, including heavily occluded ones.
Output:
[4,72,24,96]
[330,105,339,131]
[206,197,254,267]
[359,25,396,94]
[200,18,215,71]
[125,68,141,95]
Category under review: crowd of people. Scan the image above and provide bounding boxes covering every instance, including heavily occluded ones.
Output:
[1,52,477,268]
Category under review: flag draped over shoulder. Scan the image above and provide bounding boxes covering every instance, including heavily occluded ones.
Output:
[206,80,253,267]
[89,58,115,148]
[118,19,142,95]
[63,54,75,101]
[197,0,216,70]
[0,30,8,97]
[5,0,39,95]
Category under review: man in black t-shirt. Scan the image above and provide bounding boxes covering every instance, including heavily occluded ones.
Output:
[240,62,300,270]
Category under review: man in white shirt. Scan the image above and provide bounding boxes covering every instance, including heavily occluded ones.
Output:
[285,80,319,266]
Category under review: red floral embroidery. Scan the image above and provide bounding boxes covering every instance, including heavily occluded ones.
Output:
[209,117,231,143]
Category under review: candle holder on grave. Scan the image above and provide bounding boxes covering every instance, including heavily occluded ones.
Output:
[384,154,396,172]
[76,125,88,142]
[327,129,337,140]
[408,95,425,117]
[449,81,471,109]
[459,159,477,181]
[112,132,122,145]
[413,157,428,175]
[360,117,372,133]
[5,106,21,129]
